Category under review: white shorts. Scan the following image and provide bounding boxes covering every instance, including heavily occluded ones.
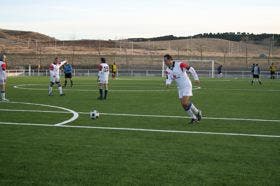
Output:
[178,86,193,99]
[50,76,60,83]
[99,76,109,84]
[0,78,6,85]
[166,79,172,85]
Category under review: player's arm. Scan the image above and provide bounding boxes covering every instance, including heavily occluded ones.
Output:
[188,66,200,85]
[59,60,67,68]
[1,63,6,71]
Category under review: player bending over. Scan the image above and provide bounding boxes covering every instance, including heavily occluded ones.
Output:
[163,54,202,124]
[48,57,67,96]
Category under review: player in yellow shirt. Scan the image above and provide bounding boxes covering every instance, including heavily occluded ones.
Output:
[269,63,277,79]
[112,62,117,80]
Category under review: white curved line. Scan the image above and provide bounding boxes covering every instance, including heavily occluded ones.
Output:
[6,102,79,126]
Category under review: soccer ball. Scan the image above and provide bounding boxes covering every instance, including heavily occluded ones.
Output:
[90,110,100,119]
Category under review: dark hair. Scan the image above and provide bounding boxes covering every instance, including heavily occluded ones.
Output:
[163,54,172,61]
[101,57,106,63]
[0,54,6,61]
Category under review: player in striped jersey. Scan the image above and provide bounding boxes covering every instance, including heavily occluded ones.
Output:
[48,57,67,96]
[0,54,8,101]
[163,54,202,124]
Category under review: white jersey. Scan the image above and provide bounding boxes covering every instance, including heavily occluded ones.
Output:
[167,60,199,98]
[0,60,7,84]
[49,60,66,82]
[98,63,109,84]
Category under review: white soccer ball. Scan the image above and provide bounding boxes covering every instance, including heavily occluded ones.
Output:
[90,110,100,119]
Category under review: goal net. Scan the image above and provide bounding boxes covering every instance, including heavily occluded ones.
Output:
[162,59,215,78]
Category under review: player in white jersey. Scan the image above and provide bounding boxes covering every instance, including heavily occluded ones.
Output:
[97,57,110,100]
[48,57,67,96]
[163,54,202,124]
[165,67,173,88]
[0,54,8,101]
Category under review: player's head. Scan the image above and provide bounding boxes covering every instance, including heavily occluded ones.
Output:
[101,57,106,63]
[163,54,173,66]
[0,54,7,61]
[54,57,59,64]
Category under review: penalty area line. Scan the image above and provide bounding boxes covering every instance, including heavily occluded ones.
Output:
[0,121,279,138]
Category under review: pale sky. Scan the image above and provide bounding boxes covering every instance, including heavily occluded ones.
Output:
[0,0,279,40]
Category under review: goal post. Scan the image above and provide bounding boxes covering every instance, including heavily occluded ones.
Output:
[162,59,215,78]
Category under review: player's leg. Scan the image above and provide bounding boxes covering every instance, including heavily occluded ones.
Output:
[48,81,54,96]
[98,82,103,100]
[104,83,108,100]
[64,76,67,87]
[181,96,198,123]
[0,81,8,101]
[70,74,73,87]
[55,79,65,96]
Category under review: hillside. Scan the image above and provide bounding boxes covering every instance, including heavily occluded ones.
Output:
[0,28,279,60]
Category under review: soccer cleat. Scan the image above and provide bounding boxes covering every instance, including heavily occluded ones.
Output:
[97,97,103,100]
[60,93,65,96]
[189,118,199,124]
[49,93,54,96]
[196,110,202,121]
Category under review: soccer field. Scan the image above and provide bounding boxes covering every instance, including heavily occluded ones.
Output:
[0,76,280,185]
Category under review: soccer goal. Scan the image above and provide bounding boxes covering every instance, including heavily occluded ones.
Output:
[162,59,215,78]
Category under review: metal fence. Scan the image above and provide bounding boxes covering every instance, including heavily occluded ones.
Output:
[6,69,279,79]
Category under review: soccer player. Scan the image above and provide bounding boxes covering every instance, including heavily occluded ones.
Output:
[111,62,117,80]
[97,57,110,100]
[269,63,277,79]
[163,54,202,124]
[0,54,9,101]
[48,57,67,96]
[63,62,73,87]
[251,63,262,85]
[217,64,223,78]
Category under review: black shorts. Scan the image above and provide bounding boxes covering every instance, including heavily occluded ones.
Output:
[65,73,72,78]
[253,74,259,78]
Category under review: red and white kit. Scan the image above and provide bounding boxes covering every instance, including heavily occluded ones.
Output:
[49,60,66,83]
[167,60,199,98]
[0,60,7,85]
[98,63,110,84]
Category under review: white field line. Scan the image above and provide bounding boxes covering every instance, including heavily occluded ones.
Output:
[13,84,280,92]
[1,108,280,123]
[1,102,79,126]
[13,85,174,92]
[0,121,279,138]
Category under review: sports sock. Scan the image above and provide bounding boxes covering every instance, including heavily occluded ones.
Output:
[58,86,63,94]
[184,103,197,119]
[99,89,103,98]
[104,90,108,99]
[190,102,199,114]
[1,91,5,100]
[70,80,73,87]
[48,86,53,95]
[64,80,67,86]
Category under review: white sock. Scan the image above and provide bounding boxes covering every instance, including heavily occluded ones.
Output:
[191,103,199,114]
[1,92,5,99]
[58,86,63,94]
[186,109,197,119]
[48,86,53,95]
